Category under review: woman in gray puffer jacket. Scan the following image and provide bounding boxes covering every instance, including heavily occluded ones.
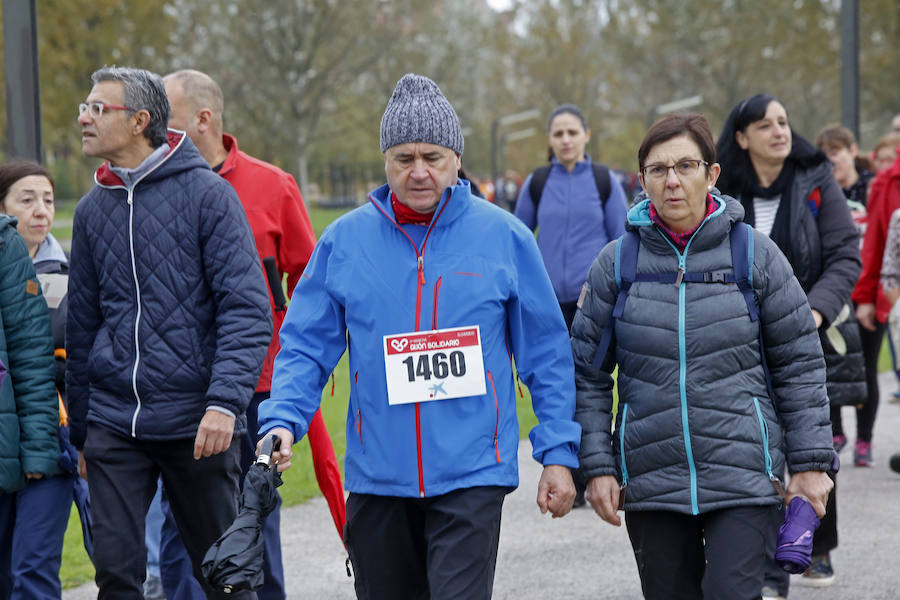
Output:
[571,114,834,600]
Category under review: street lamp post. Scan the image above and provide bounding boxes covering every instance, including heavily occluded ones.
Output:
[491,109,540,183]
[648,95,703,126]
[3,0,43,162]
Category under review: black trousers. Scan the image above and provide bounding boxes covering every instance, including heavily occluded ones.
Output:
[560,301,579,331]
[833,321,885,442]
[83,422,253,600]
[559,301,587,495]
[625,506,771,600]
[344,486,510,600]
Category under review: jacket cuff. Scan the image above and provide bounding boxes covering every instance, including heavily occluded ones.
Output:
[206,399,241,418]
[205,405,236,420]
[536,445,580,469]
[21,455,60,478]
[258,418,302,443]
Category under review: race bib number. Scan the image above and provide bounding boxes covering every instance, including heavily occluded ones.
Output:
[383,326,486,405]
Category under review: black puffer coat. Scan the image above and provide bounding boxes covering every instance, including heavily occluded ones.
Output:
[572,196,833,515]
[738,162,864,407]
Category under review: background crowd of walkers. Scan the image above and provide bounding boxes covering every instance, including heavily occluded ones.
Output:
[1,64,900,600]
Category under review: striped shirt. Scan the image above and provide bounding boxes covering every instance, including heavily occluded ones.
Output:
[753,195,781,237]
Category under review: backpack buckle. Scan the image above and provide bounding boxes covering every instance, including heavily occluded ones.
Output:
[704,272,727,284]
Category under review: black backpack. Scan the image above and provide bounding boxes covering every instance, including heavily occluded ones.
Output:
[528,163,612,218]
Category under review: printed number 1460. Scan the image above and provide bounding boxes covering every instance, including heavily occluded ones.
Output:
[402,351,467,382]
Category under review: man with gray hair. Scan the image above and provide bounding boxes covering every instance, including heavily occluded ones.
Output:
[258,73,580,598]
[156,68,345,600]
[68,66,272,599]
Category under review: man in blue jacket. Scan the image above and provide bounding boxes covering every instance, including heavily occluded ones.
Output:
[258,73,581,599]
[67,66,271,599]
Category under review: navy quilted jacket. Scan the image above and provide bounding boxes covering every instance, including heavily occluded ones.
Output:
[66,132,272,448]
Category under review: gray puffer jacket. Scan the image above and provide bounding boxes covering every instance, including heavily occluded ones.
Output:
[572,195,833,515]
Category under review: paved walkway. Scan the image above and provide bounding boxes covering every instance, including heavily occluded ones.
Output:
[65,373,900,599]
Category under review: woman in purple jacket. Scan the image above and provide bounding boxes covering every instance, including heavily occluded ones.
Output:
[515,104,629,330]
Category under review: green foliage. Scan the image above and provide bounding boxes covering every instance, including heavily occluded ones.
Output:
[61,506,94,589]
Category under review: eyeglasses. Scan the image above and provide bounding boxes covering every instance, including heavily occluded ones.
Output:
[641,159,708,182]
[77,101,136,119]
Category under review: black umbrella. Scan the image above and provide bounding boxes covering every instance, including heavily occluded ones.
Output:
[201,434,283,593]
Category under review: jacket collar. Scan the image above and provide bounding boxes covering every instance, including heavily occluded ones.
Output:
[550,154,592,174]
[94,129,188,188]
[218,133,240,177]
[626,191,744,255]
[33,233,68,267]
[369,179,474,229]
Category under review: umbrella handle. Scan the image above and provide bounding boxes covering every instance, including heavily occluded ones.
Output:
[257,434,282,469]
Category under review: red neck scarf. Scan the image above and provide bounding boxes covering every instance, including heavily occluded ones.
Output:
[391,193,434,225]
[649,195,717,251]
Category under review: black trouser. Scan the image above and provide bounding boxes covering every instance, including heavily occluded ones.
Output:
[560,300,579,331]
[625,506,771,600]
[559,300,587,494]
[83,422,253,600]
[833,321,885,442]
[344,486,509,600]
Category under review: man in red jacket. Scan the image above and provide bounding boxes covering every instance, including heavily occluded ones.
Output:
[157,69,345,600]
[852,149,900,466]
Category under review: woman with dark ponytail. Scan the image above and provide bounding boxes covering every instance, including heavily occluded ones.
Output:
[717,94,862,597]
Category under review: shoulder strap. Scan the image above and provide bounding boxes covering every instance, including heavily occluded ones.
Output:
[528,165,553,216]
[730,222,757,320]
[730,223,776,399]
[530,163,613,223]
[591,163,612,209]
[591,231,639,370]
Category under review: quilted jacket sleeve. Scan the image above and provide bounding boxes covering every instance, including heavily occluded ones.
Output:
[508,227,581,468]
[570,241,619,480]
[805,175,861,326]
[755,233,833,473]
[199,183,272,416]
[0,221,59,475]
[65,200,103,449]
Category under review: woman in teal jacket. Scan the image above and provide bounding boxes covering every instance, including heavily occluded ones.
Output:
[0,212,60,598]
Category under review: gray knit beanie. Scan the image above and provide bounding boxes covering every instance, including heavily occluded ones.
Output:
[380,73,464,155]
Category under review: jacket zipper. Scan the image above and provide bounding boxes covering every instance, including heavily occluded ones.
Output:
[619,404,629,491]
[127,189,144,436]
[95,137,185,438]
[369,191,452,497]
[486,372,501,462]
[752,397,781,491]
[656,215,715,515]
[354,371,362,446]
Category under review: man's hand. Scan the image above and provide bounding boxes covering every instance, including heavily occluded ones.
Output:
[536,464,576,518]
[193,410,236,460]
[786,470,834,518]
[857,303,877,331]
[25,473,44,480]
[811,309,823,329]
[78,451,87,481]
[586,475,622,527]
[257,427,295,472]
